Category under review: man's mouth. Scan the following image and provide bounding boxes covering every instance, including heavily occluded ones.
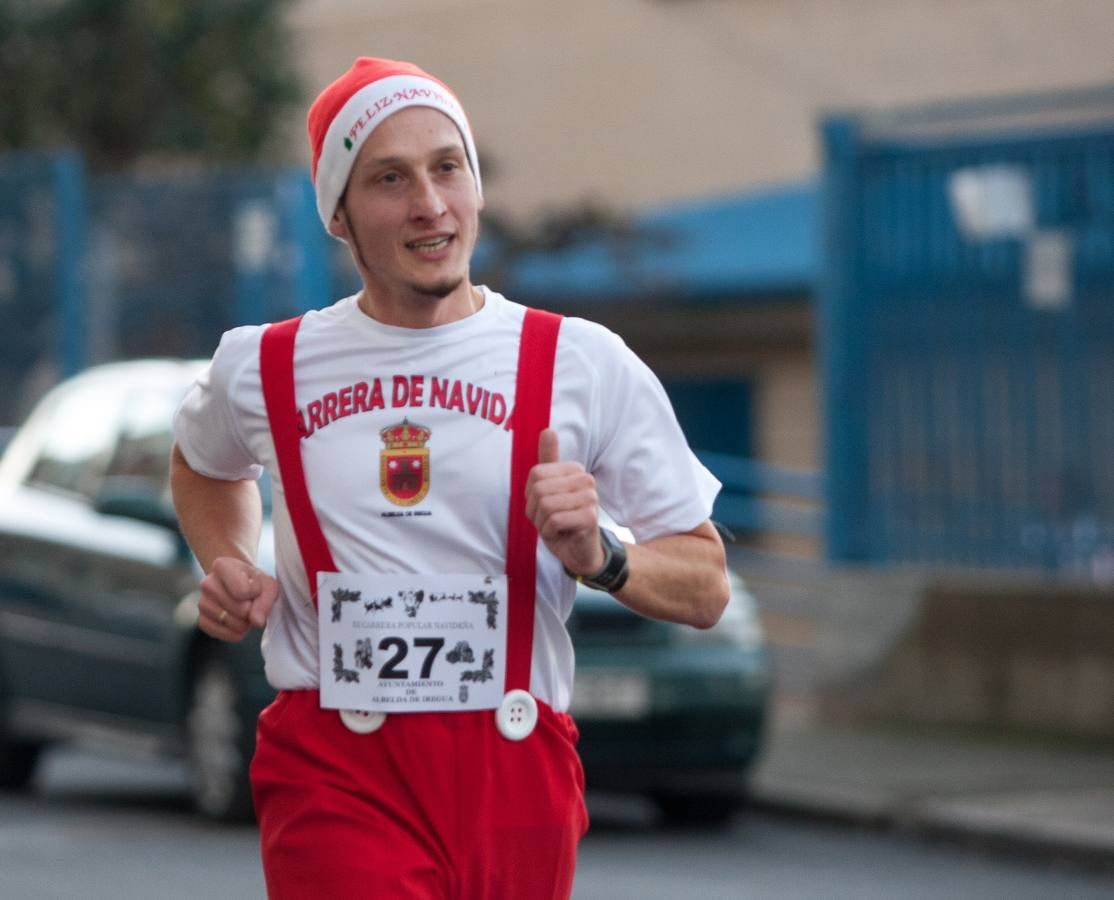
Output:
[406,235,453,252]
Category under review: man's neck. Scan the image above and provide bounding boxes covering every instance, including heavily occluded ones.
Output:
[356,282,484,329]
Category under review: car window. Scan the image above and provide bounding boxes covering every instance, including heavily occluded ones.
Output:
[25,376,125,500]
[104,382,181,501]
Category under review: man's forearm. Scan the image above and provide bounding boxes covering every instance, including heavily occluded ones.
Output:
[610,521,729,629]
[170,443,263,574]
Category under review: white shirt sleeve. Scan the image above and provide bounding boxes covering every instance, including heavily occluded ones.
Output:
[172,325,265,482]
[570,321,722,543]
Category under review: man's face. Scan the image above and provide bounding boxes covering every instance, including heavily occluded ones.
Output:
[329,106,482,302]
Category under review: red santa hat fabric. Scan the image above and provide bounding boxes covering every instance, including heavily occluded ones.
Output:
[307,57,482,228]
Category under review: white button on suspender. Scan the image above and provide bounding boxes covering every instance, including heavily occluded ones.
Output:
[495,689,538,741]
[339,709,387,734]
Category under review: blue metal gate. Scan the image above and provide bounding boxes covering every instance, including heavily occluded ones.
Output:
[83,168,334,364]
[0,150,85,422]
[822,87,1114,575]
[0,152,352,425]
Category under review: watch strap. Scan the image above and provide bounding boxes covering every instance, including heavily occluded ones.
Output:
[565,527,630,593]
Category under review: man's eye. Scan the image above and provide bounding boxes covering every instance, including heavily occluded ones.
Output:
[379,172,401,185]
[440,161,460,173]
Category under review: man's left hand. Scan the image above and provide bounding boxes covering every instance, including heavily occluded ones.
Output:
[525,428,606,577]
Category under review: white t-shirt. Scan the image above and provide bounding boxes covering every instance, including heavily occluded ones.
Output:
[173,288,720,711]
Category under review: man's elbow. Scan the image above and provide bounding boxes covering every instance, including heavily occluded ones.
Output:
[689,568,730,630]
[683,523,730,629]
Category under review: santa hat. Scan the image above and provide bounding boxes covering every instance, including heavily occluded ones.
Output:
[307,57,482,228]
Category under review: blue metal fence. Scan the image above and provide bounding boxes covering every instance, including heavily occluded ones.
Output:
[698,451,822,539]
[0,150,86,422]
[822,88,1114,575]
[83,167,333,363]
[0,152,348,424]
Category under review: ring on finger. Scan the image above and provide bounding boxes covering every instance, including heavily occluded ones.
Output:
[218,608,228,625]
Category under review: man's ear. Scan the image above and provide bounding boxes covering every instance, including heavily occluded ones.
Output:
[328,204,349,240]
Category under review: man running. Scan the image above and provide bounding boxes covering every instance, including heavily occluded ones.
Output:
[171,56,728,899]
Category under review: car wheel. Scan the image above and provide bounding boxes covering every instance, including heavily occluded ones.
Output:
[0,675,45,791]
[654,792,740,828]
[186,652,256,822]
[0,738,43,791]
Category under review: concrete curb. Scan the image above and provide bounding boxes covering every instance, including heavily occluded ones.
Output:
[748,781,1114,873]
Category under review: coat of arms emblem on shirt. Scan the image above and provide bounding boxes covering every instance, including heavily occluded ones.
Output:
[379,418,431,506]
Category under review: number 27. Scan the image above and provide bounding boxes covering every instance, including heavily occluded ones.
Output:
[378,637,444,679]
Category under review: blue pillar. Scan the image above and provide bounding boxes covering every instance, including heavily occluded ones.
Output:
[285,169,331,313]
[53,150,86,376]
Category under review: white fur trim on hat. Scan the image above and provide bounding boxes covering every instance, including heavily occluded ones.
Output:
[314,74,481,227]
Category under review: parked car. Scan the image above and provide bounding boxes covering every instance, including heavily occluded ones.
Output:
[570,518,770,824]
[0,360,769,825]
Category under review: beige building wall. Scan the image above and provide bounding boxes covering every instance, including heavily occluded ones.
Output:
[286,0,1114,220]
[756,351,817,471]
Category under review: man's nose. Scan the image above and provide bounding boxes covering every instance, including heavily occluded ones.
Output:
[410,176,447,219]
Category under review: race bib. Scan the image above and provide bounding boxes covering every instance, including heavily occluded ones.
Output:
[317,572,508,713]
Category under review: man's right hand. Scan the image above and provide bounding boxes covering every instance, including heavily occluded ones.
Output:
[199,557,280,640]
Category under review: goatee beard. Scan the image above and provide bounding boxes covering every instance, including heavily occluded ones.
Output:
[410,277,463,300]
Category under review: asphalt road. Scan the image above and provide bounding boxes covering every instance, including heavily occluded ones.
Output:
[0,746,1111,900]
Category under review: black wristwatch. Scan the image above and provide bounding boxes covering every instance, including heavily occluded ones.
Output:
[565,527,630,593]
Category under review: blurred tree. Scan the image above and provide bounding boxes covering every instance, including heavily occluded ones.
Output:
[476,201,673,292]
[0,0,300,168]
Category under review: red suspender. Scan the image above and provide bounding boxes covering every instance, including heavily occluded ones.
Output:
[260,316,337,604]
[503,307,563,692]
[258,308,563,696]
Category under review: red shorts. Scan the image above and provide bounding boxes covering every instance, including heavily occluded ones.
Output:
[250,691,589,899]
